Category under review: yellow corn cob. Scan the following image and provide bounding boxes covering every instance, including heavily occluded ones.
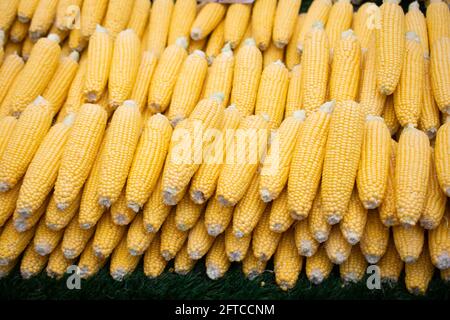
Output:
[321,100,365,224]
[356,116,391,209]
[20,243,48,279]
[274,229,302,290]
[16,115,75,218]
[305,244,333,284]
[42,52,80,115]
[352,2,379,51]
[284,64,303,118]
[216,115,270,206]
[405,246,434,295]
[191,3,226,41]
[111,189,136,226]
[54,103,107,210]
[48,24,69,43]
[428,210,450,269]
[146,0,173,57]
[395,126,430,226]
[167,50,209,125]
[54,0,82,31]
[295,219,319,257]
[126,115,171,212]
[20,36,34,61]
[382,98,400,138]
[13,194,48,232]
[242,247,267,280]
[269,189,293,233]
[143,232,166,277]
[262,42,284,68]
[187,216,214,260]
[375,0,405,95]
[285,14,305,70]
[59,56,86,118]
[406,1,429,55]
[426,0,450,49]
[324,225,352,264]
[260,112,305,202]
[33,218,63,256]
[17,0,39,24]
[108,30,141,108]
[77,239,106,279]
[126,213,156,256]
[148,38,188,113]
[419,56,440,138]
[393,223,424,263]
[167,0,196,45]
[378,237,403,283]
[84,25,113,102]
[340,189,368,245]
[296,0,332,53]
[340,245,368,283]
[420,151,447,229]
[272,0,302,49]
[204,197,234,237]
[232,174,268,238]
[360,210,390,263]
[252,209,282,261]
[61,213,95,259]
[0,116,17,158]
[206,234,230,280]
[127,0,150,39]
[0,54,23,106]
[251,0,277,51]
[205,20,225,65]
[325,0,353,53]
[435,120,450,196]
[0,180,21,227]
[224,224,251,262]
[430,37,450,113]
[230,38,263,117]
[129,53,158,112]
[329,29,361,103]
[10,20,29,43]
[92,213,126,259]
[143,177,171,233]
[103,0,134,39]
[224,4,252,49]
[29,0,58,41]
[45,192,81,231]
[301,22,330,114]
[202,44,234,107]
[236,21,254,56]
[2,35,60,116]
[0,97,53,191]
[174,243,196,275]
[0,218,35,266]
[175,195,205,231]
[110,236,141,281]
[80,0,108,38]
[160,210,187,260]
[46,243,74,279]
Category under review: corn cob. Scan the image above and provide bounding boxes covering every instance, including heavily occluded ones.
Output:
[308,191,331,243]
[0,116,17,158]
[126,213,156,256]
[260,112,305,202]
[252,209,282,261]
[360,210,390,263]
[168,50,209,125]
[325,0,353,54]
[20,36,34,61]
[378,140,398,227]
[377,237,403,283]
[305,245,333,284]
[10,20,29,43]
[167,0,196,45]
[103,0,134,39]
[54,103,107,211]
[430,37,450,113]
[324,225,352,264]
[17,0,39,24]
[262,42,284,68]
[130,51,158,112]
[352,2,378,51]
[84,25,113,102]
[242,247,267,280]
[272,0,302,49]
[143,232,167,277]
[428,210,450,269]
[295,219,320,257]
[284,64,303,118]
[224,4,251,49]
[0,218,35,266]
[269,189,293,233]
[46,243,74,279]
[204,197,234,237]
[111,189,136,226]
[206,234,230,280]
[80,0,108,38]
[205,20,225,65]
[224,224,251,262]
[45,192,81,231]
[340,189,368,245]
[92,213,126,259]
[0,180,21,227]
[160,210,187,260]
[285,14,305,70]
[251,0,277,51]
[405,246,434,295]
[435,120,450,196]
[274,229,302,290]
[175,243,196,275]
[59,56,86,118]
[110,236,141,281]
[187,216,215,260]
[0,53,24,105]
[29,0,58,41]
[405,1,429,55]
[191,3,226,41]
[48,24,69,43]
[375,0,405,95]
[61,213,95,259]
[20,243,48,279]
[321,100,365,224]
[175,195,205,231]
[143,177,171,233]
[340,245,368,283]
[127,0,151,39]
[78,239,106,279]
[426,0,450,49]
[33,218,63,256]
[301,22,330,114]
[55,0,82,31]
[145,0,173,57]
[393,223,425,263]
[419,56,440,138]
[13,194,48,232]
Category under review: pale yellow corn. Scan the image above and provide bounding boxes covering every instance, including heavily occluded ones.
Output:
[435,120,450,196]
[262,42,284,68]
[190,3,226,41]
[127,0,151,39]
[33,217,63,256]
[187,216,215,260]
[204,197,234,237]
[306,245,333,284]
[285,14,305,70]
[419,56,440,138]
[430,37,450,113]
[80,0,109,38]
[360,210,390,263]
[284,64,303,118]
[295,219,319,257]
[45,192,81,231]
[59,56,87,118]
[205,20,225,65]
[13,194,48,232]
[55,0,82,31]
[20,243,48,279]
[251,0,277,51]
[224,4,252,49]
[103,0,134,39]
[378,238,404,283]
[168,0,196,45]
[130,51,158,112]
[146,0,174,57]
[174,243,196,275]
[242,247,267,280]
[340,245,368,283]
[10,20,29,43]
[175,194,205,231]
[0,54,24,106]
[274,229,302,290]
[29,0,58,41]
[405,246,434,295]
[324,225,352,264]
[110,236,141,281]
[160,210,187,260]
[142,177,171,233]
[426,0,450,49]
[206,234,230,280]
[17,0,39,24]
[379,139,399,226]
[0,116,17,158]
[143,232,167,278]
[0,218,35,266]
[46,243,74,279]
[111,189,136,226]
[20,36,34,61]
[92,213,126,259]
[252,209,282,261]
[0,180,21,227]
[352,2,379,50]
[325,0,353,53]
[393,223,424,263]
[272,0,302,49]
[224,224,251,262]
[126,213,155,256]
[428,210,450,269]
[406,1,429,54]
[188,38,207,54]
[269,189,293,233]
[61,213,95,259]
[340,189,368,245]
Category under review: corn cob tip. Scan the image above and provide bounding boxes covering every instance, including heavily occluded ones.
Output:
[191,28,202,41]
[221,43,233,54]
[206,265,222,280]
[13,219,28,232]
[434,254,450,270]
[161,250,173,261]
[365,254,381,264]
[128,248,140,256]
[312,21,325,30]
[314,231,329,243]
[63,113,76,126]
[17,208,32,218]
[175,37,189,50]
[383,0,401,4]
[226,104,237,111]
[163,188,178,206]
[424,128,437,139]
[191,191,206,204]
[320,101,335,114]
[260,113,271,122]
[309,270,326,285]
[217,195,234,207]
[34,244,51,256]
[260,188,273,203]
[21,271,34,280]
[47,34,61,44]
[79,223,92,230]
[292,110,307,121]
[33,95,48,106]
[98,197,112,208]
[408,1,420,10]
[95,25,109,33]
[0,182,10,192]
[341,29,356,40]
[56,202,69,211]
[69,51,80,62]
[366,115,384,122]
[112,214,129,225]
[406,32,420,43]
[274,40,287,49]
[234,229,245,239]
[111,269,127,282]
[127,202,141,213]
[123,100,138,108]
[211,92,225,103]
[345,231,362,245]
[193,50,206,59]
[207,225,222,237]
[273,60,285,67]
[244,38,256,46]
[46,223,60,231]
[363,199,381,210]
[327,214,342,225]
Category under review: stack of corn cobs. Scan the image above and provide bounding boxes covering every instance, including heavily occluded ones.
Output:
[0,0,448,296]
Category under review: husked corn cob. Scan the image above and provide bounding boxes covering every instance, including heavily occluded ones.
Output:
[0,53,23,106]
[242,247,267,280]
[10,20,29,43]
[110,236,141,281]
[143,232,167,278]
[430,37,450,113]
[59,56,86,118]
[29,0,58,41]
[269,189,293,233]
[306,245,333,284]
[251,0,277,51]
[16,115,74,218]
[325,0,353,53]
[295,219,319,257]
[395,126,430,226]
[352,2,378,50]
[435,121,450,196]
[168,0,196,45]
[55,0,82,31]
[54,103,107,211]
[393,223,425,263]
[428,211,450,269]
[175,243,196,275]
[405,246,434,295]
[80,0,108,38]
[379,140,398,227]
[205,21,225,65]
[308,191,331,243]
[46,243,74,279]
[324,225,352,264]
[146,0,174,57]
[191,3,226,41]
[260,112,305,202]
[61,213,95,259]
[204,197,234,237]
[175,195,205,231]
[301,22,330,114]
[168,50,208,125]
[378,238,403,283]
[0,97,53,192]
[206,234,230,280]
[143,177,171,233]
[274,229,302,290]
[0,116,17,158]
[321,100,365,224]
[340,246,368,283]
[284,64,303,118]
[20,243,48,279]
[0,180,21,227]
[78,239,106,279]
[103,0,134,39]
[20,36,34,61]
[33,218,63,256]
[406,1,428,55]
[272,0,302,48]
[126,213,155,256]
[48,24,69,43]
[160,210,187,260]
[13,194,48,232]
[340,189,367,245]
[17,0,39,24]
[0,218,35,266]
[111,189,136,226]
[130,52,158,112]
[426,0,450,49]
[45,192,81,231]
[224,4,251,49]
[375,0,405,95]
[187,216,215,260]
[252,209,282,261]
[92,213,126,259]
[419,56,440,138]
[84,25,113,102]
[224,224,251,262]
[127,0,151,39]
[262,42,284,68]
[360,210,389,263]
[285,15,305,70]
